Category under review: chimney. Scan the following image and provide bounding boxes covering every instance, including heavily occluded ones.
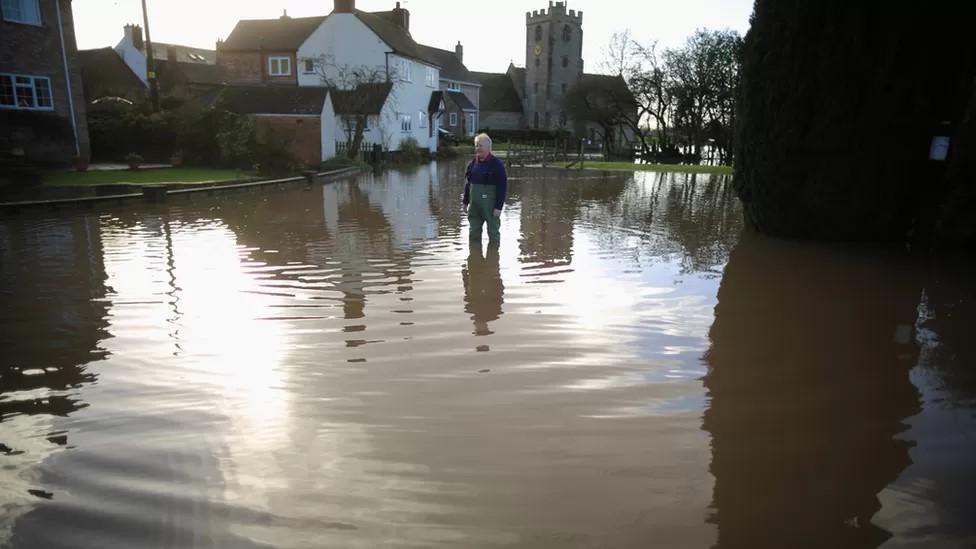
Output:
[334,0,354,13]
[392,1,409,31]
[166,45,178,62]
[455,41,463,64]
[124,24,144,50]
[280,9,290,19]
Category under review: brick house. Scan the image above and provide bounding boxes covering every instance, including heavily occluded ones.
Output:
[1,0,90,166]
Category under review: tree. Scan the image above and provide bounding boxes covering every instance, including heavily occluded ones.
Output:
[302,54,398,159]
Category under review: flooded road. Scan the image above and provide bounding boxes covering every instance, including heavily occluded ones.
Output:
[1,162,974,548]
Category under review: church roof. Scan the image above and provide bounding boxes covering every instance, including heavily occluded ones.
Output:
[470,70,523,113]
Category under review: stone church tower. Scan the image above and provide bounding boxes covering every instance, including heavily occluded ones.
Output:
[524,2,583,131]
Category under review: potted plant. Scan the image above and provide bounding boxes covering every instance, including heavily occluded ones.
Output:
[125,152,143,170]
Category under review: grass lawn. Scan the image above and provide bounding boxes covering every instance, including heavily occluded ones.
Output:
[557,161,733,175]
[44,167,258,187]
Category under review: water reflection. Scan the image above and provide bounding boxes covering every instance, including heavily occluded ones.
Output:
[702,231,922,548]
[2,162,975,547]
[462,242,504,337]
[0,215,109,544]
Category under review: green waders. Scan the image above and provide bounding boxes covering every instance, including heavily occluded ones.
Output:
[468,183,500,244]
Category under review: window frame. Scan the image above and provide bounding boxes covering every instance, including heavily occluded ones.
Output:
[426,67,436,88]
[449,112,458,127]
[400,113,412,133]
[400,58,412,82]
[447,81,461,92]
[0,73,54,111]
[268,56,292,77]
[466,113,476,136]
[302,58,315,74]
[2,0,42,25]
[418,109,427,128]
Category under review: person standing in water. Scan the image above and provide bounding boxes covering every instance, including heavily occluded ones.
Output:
[463,133,508,245]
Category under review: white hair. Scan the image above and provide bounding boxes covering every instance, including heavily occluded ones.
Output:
[474,133,492,149]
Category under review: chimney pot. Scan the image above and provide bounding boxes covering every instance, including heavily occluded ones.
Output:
[334,0,355,13]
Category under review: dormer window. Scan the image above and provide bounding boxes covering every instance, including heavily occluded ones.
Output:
[268,56,291,76]
[447,81,461,92]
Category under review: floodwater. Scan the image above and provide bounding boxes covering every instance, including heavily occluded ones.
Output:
[1,162,974,548]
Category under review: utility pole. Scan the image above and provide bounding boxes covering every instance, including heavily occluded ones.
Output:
[141,0,160,111]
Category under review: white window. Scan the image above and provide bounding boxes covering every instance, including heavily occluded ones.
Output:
[449,112,457,127]
[0,73,53,110]
[268,56,291,76]
[399,58,412,82]
[467,113,476,136]
[2,0,41,25]
[303,59,314,73]
[400,113,412,133]
[447,81,461,92]
[418,110,427,128]
[426,67,436,88]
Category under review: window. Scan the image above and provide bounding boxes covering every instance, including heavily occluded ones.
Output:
[467,113,476,136]
[562,25,571,42]
[399,58,412,82]
[426,67,436,87]
[559,111,567,126]
[447,81,461,92]
[449,112,457,127]
[268,56,291,76]
[534,58,540,68]
[561,83,567,94]
[400,113,412,132]
[535,25,543,42]
[0,73,53,110]
[533,82,538,94]
[419,110,427,128]
[303,59,314,73]
[2,0,41,24]
[562,56,568,68]
[533,112,539,129]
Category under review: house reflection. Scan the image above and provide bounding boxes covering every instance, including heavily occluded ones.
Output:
[0,214,108,425]
[701,231,922,548]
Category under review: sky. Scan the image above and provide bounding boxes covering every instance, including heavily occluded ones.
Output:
[72,0,754,74]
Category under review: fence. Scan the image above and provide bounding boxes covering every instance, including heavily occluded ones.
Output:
[500,138,595,169]
[335,141,387,164]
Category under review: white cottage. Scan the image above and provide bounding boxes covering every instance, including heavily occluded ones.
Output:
[218,0,455,157]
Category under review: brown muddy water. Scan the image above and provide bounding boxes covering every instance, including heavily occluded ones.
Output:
[1,161,974,549]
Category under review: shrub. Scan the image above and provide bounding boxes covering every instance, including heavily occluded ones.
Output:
[397,137,421,164]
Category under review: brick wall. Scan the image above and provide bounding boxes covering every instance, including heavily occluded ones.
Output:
[216,51,262,83]
[217,50,298,85]
[1,0,90,163]
[255,116,321,167]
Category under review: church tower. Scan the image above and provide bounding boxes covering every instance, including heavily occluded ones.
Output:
[524,2,583,131]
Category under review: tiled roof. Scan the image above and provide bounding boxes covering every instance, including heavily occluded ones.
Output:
[218,85,330,115]
[78,47,146,99]
[151,42,216,64]
[470,71,523,113]
[221,16,327,51]
[579,73,638,107]
[156,60,228,85]
[352,10,437,67]
[415,44,474,83]
[446,91,476,112]
[329,82,394,115]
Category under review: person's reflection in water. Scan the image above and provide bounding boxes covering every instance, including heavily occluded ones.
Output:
[701,231,922,549]
[462,242,504,337]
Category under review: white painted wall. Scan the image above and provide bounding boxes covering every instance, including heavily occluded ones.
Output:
[320,91,336,161]
[115,28,147,84]
[297,14,439,153]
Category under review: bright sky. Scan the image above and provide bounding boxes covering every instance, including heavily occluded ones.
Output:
[73,0,754,74]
